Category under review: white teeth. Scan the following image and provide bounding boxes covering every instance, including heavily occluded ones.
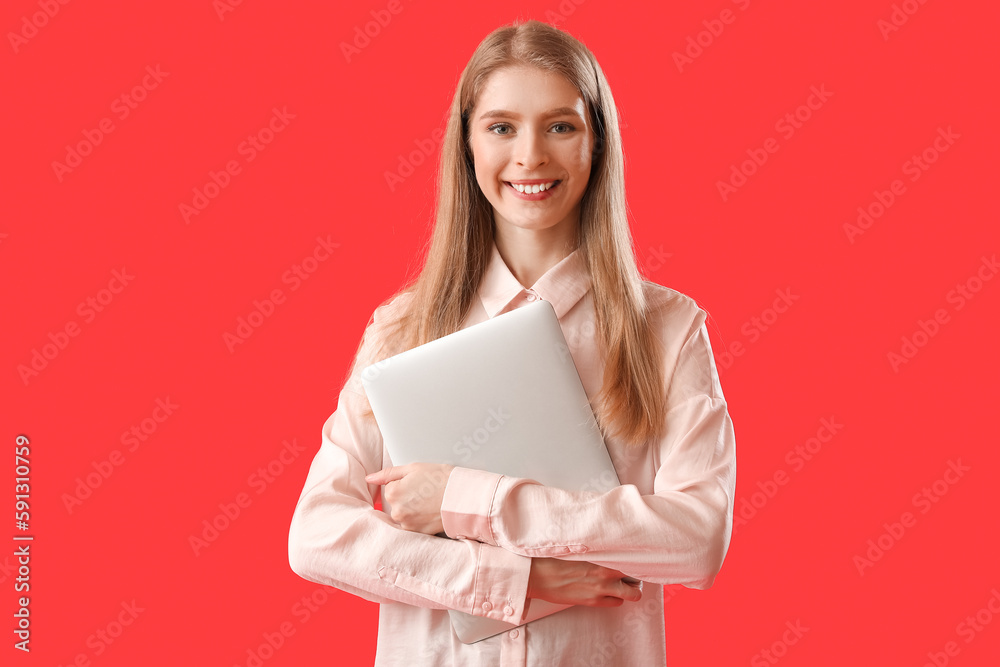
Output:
[511,181,556,194]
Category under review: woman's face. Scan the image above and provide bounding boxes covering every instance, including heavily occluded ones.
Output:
[467,66,596,241]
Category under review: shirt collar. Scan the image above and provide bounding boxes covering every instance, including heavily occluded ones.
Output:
[478,239,592,319]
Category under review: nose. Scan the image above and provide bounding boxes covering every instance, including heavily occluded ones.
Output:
[514,128,548,171]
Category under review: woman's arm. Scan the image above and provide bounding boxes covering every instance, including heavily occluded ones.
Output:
[286,309,532,625]
[438,310,737,590]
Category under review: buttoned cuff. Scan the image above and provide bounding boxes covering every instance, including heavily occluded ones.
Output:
[441,467,503,546]
[471,541,531,623]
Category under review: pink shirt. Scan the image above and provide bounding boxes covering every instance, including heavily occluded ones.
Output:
[288,241,737,666]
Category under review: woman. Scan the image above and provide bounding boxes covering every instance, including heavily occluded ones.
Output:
[288,19,736,666]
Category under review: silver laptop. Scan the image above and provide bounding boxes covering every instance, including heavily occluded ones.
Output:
[360,299,634,644]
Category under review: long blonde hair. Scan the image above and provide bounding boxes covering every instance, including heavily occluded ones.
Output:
[351,19,666,448]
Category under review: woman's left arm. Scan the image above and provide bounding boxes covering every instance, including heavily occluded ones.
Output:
[438,310,737,590]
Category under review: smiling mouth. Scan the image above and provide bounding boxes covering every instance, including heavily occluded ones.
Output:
[505,180,561,194]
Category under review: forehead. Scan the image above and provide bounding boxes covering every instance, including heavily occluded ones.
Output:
[474,66,586,114]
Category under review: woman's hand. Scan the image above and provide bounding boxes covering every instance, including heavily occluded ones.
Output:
[527,557,643,607]
[365,463,456,535]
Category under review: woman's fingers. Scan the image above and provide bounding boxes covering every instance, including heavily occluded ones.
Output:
[618,580,643,602]
[592,569,643,604]
[528,558,645,607]
[594,570,641,603]
[365,464,409,485]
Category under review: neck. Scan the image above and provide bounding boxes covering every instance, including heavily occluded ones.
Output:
[493,216,581,288]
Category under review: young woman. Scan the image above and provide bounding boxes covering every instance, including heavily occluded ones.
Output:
[288,19,736,666]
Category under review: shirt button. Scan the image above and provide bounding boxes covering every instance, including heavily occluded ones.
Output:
[509,629,519,639]
[504,605,514,616]
[482,601,492,612]
[525,290,537,302]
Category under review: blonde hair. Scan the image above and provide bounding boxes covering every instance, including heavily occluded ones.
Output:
[351,19,666,447]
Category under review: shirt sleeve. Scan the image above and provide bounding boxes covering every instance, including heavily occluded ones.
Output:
[287,304,532,624]
[439,307,736,590]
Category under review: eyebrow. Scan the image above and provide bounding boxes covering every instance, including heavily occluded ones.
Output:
[476,106,584,122]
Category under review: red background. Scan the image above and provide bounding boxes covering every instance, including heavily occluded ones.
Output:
[3,0,999,665]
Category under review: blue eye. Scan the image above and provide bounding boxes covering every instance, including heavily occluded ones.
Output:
[487,123,512,135]
[552,123,574,133]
